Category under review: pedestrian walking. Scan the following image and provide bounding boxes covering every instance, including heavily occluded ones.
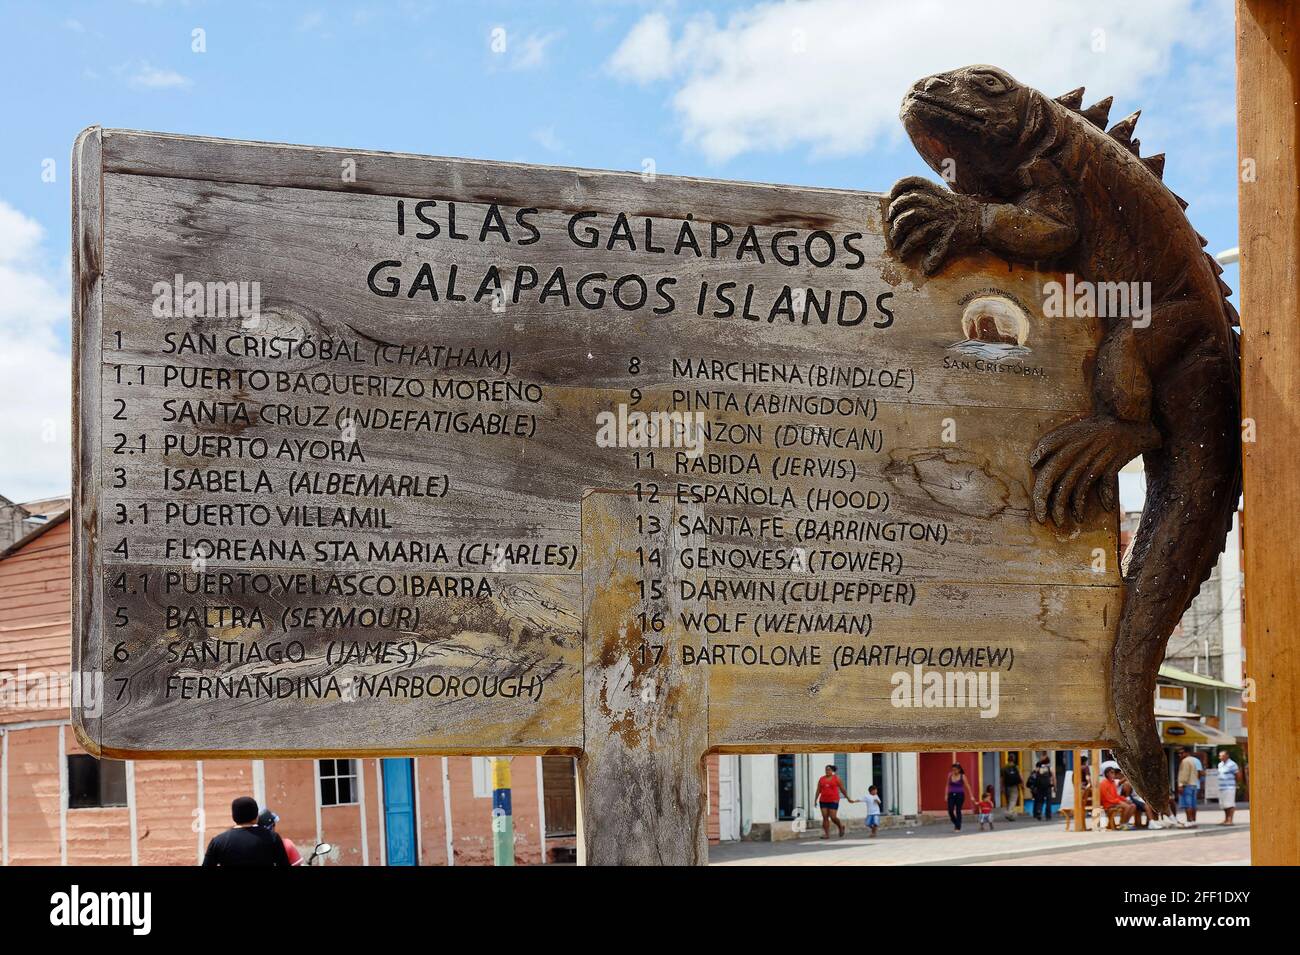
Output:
[1000,755,1023,820]
[814,764,855,839]
[1176,747,1203,828]
[863,784,882,838]
[1028,755,1056,820]
[945,763,976,832]
[976,785,995,830]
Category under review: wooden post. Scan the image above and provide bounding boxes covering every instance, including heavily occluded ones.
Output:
[577,490,708,865]
[1237,0,1300,866]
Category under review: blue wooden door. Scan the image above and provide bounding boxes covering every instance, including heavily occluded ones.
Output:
[382,758,418,866]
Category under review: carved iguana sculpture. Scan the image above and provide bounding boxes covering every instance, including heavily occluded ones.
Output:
[887,65,1242,815]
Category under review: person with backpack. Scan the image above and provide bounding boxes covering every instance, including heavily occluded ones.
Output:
[1000,755,1023,819]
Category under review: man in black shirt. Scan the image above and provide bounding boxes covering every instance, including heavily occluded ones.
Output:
[202,796,292,867]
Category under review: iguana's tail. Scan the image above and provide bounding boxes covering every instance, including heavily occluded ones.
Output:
[1111,331,1241,815]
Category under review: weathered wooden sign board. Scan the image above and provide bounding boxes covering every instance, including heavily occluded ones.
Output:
[72,127,1120,863]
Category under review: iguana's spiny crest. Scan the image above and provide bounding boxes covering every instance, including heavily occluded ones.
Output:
[1051,85,1229,290]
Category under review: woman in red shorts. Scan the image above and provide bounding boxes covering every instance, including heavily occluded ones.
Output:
[815,764,855,838]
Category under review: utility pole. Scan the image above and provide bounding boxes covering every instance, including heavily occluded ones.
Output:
[491,757,515,866]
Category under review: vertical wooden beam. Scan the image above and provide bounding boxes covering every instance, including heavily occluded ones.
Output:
[69,126,103,757]
[1237,0,1300,867]
[578,490,708,865]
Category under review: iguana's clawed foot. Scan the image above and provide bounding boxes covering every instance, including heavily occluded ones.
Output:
[1029,415,1160,526]
[886,177,980,275]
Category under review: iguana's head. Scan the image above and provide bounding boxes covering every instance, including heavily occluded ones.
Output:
[900,65,1049,193]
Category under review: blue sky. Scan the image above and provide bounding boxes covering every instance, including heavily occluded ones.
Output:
[0,0,1239,501]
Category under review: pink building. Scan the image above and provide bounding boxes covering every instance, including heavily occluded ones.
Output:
[0,497,595,865]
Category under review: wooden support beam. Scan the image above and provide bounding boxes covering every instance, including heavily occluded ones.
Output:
[577,491,708,865]
[1237,0,1300,867]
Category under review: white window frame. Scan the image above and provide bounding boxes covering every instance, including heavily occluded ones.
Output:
[319,758,359,807]
[472,757,492,798]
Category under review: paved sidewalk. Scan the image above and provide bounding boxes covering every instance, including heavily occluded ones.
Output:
[709,809,1250,866]
[976,826,1249,865]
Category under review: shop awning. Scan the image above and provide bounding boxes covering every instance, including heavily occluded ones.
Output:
[1159,718,1236,747]
[1157,664,1242,692]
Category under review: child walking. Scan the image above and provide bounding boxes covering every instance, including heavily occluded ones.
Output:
[977,786,996,831]
[864,785,883,837]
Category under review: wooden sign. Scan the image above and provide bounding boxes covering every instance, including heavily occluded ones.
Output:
[72,127,1121,863]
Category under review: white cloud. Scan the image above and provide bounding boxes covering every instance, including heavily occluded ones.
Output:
[608,12,675,83]
[126,62,193,90]
[0,203,43,262]
[0,202,70,502]
[607,0,1219,161]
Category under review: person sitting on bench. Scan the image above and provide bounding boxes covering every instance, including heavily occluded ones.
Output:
[1099,767,1137,829]
[1118,777,1151,829]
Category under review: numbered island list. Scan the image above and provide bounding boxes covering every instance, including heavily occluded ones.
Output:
[80,147,1123,757]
